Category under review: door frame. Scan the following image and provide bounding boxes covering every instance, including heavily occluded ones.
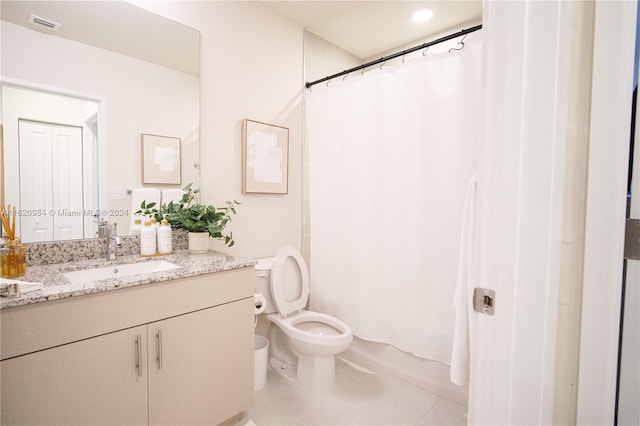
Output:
[578,1,637,423]
[0,77,108,222]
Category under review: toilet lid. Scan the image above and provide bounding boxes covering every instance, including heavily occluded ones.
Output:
[270,246,309,317]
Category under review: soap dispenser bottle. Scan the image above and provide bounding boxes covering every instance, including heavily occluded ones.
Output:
[130,218,142,236]
[140,221,156,256]
[157,219,172,255]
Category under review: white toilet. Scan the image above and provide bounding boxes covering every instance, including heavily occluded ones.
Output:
[255,245,353,391]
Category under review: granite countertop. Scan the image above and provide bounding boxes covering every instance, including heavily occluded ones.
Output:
[0,250,257,310]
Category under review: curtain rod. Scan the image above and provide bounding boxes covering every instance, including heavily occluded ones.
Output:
[304,24,482,89]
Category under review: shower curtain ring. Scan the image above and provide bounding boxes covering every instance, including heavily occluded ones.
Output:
[449,34,468,53]
[343,73,349,81]
[422,46,430,56]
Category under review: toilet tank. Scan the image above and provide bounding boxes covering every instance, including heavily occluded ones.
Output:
[255,257,277,314]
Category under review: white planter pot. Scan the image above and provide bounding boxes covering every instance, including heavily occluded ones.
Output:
[188,232,209,253]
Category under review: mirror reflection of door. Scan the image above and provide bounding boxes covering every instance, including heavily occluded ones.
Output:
[2,85,100,242]
[18,120,83,242]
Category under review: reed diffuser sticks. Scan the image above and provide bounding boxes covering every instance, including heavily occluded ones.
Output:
[1,204,16,240]
[1,204,27,278]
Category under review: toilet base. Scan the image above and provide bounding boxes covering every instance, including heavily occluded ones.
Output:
[269,356,296,383]
[269,353,337,392]
[296,353,336,391]
[268,327,338,392]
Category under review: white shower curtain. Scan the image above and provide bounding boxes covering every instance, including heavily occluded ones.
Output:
[306,34,482,363]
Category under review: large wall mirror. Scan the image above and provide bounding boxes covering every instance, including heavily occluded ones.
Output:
[0,0,200,242]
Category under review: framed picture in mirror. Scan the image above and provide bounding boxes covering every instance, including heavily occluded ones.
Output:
[242,119,289,194]
[142,134,181,185]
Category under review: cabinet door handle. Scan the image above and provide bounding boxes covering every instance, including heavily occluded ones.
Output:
[135,335,142,377]
[156,329,163,370]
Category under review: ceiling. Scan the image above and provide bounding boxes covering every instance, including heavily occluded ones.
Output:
[1,1,482,74]
[263,1,483,59]
[0,0,200,76]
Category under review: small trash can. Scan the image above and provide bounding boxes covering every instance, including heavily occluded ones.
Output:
[254,335,269,390]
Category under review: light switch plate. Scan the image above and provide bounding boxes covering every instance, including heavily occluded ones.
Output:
[112,187,127,200]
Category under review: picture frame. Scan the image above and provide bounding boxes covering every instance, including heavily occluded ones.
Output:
[242,119,289,194]
[141,134,181,185]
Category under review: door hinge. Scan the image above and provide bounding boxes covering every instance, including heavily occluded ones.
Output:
[624,218,640,260]
[473,288,495,315]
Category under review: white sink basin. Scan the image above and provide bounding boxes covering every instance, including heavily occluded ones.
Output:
[64,260,181,284]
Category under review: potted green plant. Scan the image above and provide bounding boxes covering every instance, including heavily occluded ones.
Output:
[134,200,162,223]
[164,184,240,253]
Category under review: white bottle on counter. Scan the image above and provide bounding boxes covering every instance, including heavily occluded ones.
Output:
[140,221,156,256]
[130,218,142,236]
[157,219,172,255]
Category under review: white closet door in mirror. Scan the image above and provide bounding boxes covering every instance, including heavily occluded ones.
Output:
[19,120,84,242]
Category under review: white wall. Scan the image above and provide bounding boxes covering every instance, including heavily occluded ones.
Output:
[131,1,304,259]
[304,30,361,84]
[1,21,199,235]
[366,18,483,62]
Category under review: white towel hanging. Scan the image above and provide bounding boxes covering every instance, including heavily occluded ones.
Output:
[161,188,184,207]
[450,173,478,386]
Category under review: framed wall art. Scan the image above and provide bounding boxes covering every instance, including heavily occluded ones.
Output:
[242,119,289,194]
[141,134,181,185]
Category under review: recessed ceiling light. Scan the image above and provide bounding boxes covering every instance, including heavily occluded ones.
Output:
[411,9,433,23]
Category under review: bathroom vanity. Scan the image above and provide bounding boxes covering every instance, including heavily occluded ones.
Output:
[0,250,256,425]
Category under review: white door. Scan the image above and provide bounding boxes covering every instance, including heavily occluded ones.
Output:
[469,1,636,424]
[468,1,575,423]
[18,120,84,242]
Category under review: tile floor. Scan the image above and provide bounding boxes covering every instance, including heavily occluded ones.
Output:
[242,358,467,425]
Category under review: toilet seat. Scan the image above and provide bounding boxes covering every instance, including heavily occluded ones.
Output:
[269,246,352,345]
[268,310,352,347]
[270,245,310,317]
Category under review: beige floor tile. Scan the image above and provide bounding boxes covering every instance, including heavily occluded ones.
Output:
[417,398,468,426]
[245,358,467,426]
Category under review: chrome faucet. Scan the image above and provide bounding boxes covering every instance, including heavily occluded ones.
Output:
[106,223,122,260]
[97,220,108,238]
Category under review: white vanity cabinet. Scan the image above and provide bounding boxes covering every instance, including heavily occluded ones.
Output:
[1,267,255,426]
